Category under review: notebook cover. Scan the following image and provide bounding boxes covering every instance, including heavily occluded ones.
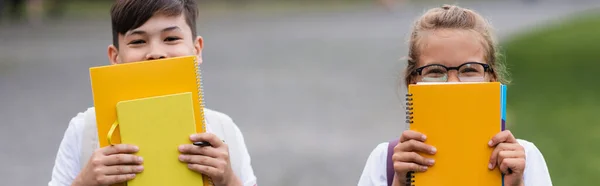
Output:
[116,92,203,186]
[408,82,503,186]
[90,55,205,147]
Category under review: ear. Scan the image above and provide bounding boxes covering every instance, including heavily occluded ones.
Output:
[194,36,204,64]
[409,77,417,84]
[487,69,497,82]
[108,45,120,65]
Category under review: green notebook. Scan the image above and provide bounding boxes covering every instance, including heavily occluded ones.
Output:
[116,92,204,186]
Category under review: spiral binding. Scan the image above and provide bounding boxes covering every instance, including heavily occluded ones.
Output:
[405,93,415,186]
[194,57,207,132]
[194,57,214,186]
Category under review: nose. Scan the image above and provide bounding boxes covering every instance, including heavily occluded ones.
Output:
[447,71,460,82]
[145,46,167,60]
[145,53,166,60]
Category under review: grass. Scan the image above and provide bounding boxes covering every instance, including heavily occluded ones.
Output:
[501,9,600,186]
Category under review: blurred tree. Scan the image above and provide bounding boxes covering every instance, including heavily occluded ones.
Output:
[0,0,26,22]
[46,0,66,18]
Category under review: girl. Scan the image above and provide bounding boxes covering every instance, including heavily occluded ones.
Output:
[357,5,552,186]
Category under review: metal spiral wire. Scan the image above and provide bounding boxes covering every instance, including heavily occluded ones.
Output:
[405,93,415,186]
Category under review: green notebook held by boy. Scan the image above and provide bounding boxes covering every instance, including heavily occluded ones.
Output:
[115,92,204,186]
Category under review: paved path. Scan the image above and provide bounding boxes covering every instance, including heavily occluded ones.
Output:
[1,1,599,185]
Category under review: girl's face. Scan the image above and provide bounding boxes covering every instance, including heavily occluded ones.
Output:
[415,29,492,83]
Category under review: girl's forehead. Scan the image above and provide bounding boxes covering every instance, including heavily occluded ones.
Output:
[417,29,487,67]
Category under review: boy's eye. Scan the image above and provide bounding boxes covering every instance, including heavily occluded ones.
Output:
[128,40,145,45]
[165,37,182,42]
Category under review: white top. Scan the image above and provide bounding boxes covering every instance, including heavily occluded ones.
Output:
[48,107,257,186]
[358,139,552,186]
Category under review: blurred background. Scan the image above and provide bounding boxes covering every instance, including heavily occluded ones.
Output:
[1,0,599,185]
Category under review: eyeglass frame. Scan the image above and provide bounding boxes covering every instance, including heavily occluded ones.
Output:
[414,61,492,77]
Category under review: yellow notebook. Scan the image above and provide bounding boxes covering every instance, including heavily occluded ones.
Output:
[89,55,212,186]
[406,82,505,186]
[117,92,203,186]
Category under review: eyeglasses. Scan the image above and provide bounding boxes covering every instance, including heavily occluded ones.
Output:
[414,62,490,82]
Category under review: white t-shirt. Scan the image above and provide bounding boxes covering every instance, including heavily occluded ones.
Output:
[357,139,552,186]
[48,107,257,186]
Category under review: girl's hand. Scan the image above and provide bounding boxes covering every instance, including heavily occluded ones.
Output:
[392,130,437,186]
[488,130,526,186]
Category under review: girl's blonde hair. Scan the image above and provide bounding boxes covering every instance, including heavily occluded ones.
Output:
[404,4,509,86]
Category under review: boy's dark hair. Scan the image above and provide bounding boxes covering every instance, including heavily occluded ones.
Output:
[110,0,198,48]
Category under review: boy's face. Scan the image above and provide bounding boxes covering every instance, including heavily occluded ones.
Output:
[108,14,203,64]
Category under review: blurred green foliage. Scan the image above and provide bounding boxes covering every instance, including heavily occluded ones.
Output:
[503,10,600,186]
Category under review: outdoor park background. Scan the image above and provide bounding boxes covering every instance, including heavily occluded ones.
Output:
[1,0,599,185]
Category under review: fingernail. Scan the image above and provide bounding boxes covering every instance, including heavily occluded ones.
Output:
[430,147,437,154]
[488,163,494,169]
[138,157,143,163]
[178,155,185,161]
[421,166,428,171]
[422,135,427,141]
[427,159,435,165]
[178,145,185,151]
[133,146,139,151]
[488,140,493,146]
[136,166,144,172]
[187,164,193,169]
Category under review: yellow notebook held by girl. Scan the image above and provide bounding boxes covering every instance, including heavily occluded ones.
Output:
[405,82,506,186]
[89,55,212,186]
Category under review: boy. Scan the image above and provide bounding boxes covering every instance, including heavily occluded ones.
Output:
[48,1,257,186]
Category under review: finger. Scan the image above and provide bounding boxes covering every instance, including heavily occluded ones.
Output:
[98,174,136,185]
[187,164,221,178]
[179,155,221,168]
[392,152,435,166]
[497,150,525,169]
[488,130,517,147]
[400,130,427,143]
[104,165,144,175]
[397,139,437,155]
[190,133,225,148]
[393,162,428,174]
[104,154,143,166]
[489,143,522,169]
[499,158,525,174]
[102,144,139,155]
[178,144,221,158]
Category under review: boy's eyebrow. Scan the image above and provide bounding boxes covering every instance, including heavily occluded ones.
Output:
[125,26,181,36]
[162,26,181,32]
[126,30,147,36]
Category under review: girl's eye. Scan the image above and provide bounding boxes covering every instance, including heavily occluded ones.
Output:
[428,69,446,74]
[461,67,479,73]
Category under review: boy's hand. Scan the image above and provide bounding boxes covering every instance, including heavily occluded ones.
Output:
[392,130,436,186]
[178,133,242,186]
[488,130,525,186]
[73,144,144,186]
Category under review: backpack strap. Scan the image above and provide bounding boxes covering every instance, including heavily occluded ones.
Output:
[386,139,400,186]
